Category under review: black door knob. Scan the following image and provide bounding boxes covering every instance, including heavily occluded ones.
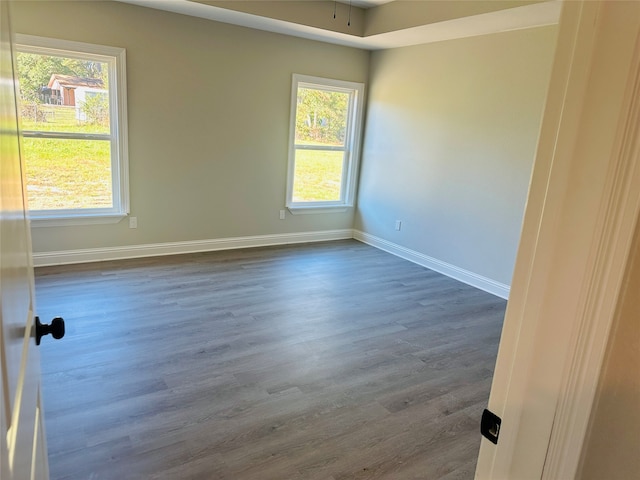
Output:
[35,316,65,345]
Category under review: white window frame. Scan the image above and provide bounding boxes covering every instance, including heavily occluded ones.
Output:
[286,74,365,214]
[15,34,129,227]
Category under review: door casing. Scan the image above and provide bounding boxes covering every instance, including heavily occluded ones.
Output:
[476,1,640,478]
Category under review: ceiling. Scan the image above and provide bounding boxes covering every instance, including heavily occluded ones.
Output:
[340,0,394,8]
[117,0,561,50]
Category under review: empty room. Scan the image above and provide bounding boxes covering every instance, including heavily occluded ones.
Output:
[2,1,639,479]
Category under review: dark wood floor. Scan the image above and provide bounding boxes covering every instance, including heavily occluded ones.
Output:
[35,240,506,480]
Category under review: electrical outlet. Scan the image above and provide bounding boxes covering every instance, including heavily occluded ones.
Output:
[279,209,286,220]
[129,216,137,229]
[395,220,402,231]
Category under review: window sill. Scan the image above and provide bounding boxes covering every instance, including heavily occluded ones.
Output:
[30,213,127,228]
[287,206,351,215]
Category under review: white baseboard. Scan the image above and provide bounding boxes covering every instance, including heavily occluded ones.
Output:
[33,228,510,299]
[353,230,510,299]
[32,229,354,267]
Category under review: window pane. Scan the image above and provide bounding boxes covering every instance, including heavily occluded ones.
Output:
[292,149,344,202]
[23,137,112,210]
[17,52,110,134]
[295,87,349,147]
[286,75,363,210]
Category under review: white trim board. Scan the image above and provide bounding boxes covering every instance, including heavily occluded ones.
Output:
[476,2,640,477]
[353,230,510,299]
[32,229,353,267]
[32,228,511,300]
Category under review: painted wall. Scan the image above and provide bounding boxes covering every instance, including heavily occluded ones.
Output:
[355,25,557,286]
[12,1,369,253]
[578,215,640,479]
[14,1,557,292]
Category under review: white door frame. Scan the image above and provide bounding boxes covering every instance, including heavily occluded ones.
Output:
[476,1,640,478]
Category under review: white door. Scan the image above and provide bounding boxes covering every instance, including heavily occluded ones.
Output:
[476,1,640,478]
[1,2,51,478]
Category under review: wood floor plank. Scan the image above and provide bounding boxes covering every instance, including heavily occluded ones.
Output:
[35,240,506,479]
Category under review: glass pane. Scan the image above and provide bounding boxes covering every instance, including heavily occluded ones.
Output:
[17,52,110,134]
[292,149,344,202]
[295,87,349,147]
[23,137,113,210]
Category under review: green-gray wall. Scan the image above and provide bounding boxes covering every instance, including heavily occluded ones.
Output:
[355,26,558,286]
[15,1,558,291]
[12,1,369,253]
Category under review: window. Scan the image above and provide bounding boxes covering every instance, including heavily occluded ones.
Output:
[286,75,364,213]
[15,34,129,225]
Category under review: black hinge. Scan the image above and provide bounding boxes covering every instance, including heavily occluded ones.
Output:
[481,408,502,444]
